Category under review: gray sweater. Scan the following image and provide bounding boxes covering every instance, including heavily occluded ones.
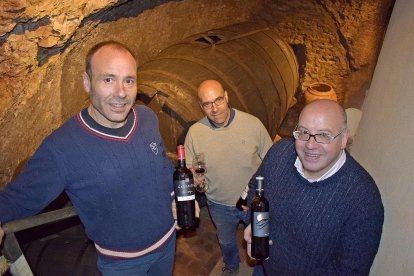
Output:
[184,109,273,205]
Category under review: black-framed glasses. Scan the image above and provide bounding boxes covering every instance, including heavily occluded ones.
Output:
[200,96,225,109]
[293,127,347,144]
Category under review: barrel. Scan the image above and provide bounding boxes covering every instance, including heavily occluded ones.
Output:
[136,22,299,151]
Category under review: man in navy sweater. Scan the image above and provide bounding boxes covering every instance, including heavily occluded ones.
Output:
[244,100,384,275]
[0,41,178,275]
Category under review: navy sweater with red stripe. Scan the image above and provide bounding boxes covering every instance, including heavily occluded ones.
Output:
[0,105,175,255]
[247,139,384,275]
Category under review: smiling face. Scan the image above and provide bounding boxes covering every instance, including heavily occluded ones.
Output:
[83,45,137,129]
[295,100,349,180]
[198,80,231,127]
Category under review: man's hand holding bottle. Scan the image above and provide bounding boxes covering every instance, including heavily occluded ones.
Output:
[0,222,4,244]
[171,200,200,230]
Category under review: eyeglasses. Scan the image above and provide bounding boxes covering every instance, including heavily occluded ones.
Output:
[200,96,225,110]
[293,127,347,144]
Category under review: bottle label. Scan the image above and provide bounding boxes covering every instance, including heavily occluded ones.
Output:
[174,179,195,201]
[253,212,269,237]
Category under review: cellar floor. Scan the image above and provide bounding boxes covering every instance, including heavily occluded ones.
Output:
[174,206,255,276]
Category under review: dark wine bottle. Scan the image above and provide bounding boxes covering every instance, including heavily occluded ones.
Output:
[174,145,197,230]
[251,176,269,260]
[236,185,249,211]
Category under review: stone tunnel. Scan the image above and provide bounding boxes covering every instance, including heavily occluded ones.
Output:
[0,0,394,188]
[0,0,396,274]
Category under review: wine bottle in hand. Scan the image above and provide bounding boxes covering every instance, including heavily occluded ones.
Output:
[174,145,197,230]
[251,176,269,260]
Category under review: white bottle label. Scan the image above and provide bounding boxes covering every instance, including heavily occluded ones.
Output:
[253,212,269,237]
[174,179,195,201]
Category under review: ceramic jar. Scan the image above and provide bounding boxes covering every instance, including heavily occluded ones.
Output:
[304,82,337,104]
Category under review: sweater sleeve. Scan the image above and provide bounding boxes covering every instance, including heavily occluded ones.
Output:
[0,140,66,222]
[184,127,196,169]
[311,175,384,275]
[145,105,175,196]
[166,151,175,197]
[256,118,273,161]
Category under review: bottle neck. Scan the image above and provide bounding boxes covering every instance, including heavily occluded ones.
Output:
[176,145,186,168]
[178,158,186,168]
[256,189,263,197]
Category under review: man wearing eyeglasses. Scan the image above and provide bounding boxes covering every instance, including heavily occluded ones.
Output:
[244,99,384,275]
[184,79,273,276]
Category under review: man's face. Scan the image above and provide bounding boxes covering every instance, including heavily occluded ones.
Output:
[295,102,348,180]
[83,46,137,128]
[198,84,230,127]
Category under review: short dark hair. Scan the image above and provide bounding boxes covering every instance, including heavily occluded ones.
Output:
[85,41,137,77]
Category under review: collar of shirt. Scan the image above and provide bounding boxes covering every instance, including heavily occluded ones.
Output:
[208,107,235,128]
[294,150,346,182]
[81,108,135,137]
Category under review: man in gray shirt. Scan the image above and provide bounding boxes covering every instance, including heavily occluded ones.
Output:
[185,80,273,275]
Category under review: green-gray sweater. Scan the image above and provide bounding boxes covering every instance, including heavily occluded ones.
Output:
[184,109,273,206]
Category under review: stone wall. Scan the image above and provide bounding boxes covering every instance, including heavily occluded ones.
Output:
[252,0,394,107]
[0,0,394,188]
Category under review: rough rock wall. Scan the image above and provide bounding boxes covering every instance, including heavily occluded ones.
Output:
[0,0,262,187]
[0,0,394,188]
[252,0,394,108]
[0,0,134,187]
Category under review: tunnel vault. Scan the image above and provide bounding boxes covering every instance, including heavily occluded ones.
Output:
[0,0,395,189]
[136,22,299,150]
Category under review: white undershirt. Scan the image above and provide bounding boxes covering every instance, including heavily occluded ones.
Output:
[294,150,346,182]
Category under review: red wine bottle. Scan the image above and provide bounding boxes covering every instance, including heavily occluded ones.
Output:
[251,176,269,260]
[236,185,249,211]
[174,145,196,230]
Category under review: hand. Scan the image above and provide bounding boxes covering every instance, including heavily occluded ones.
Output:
[0,222,4,243]
[191,168,205,185]
[244,224,273,260]
[244,224,254,259]
[195,200,200,218]
[172,200,200,230]
[241,205,249,212]
[172,200,177,221]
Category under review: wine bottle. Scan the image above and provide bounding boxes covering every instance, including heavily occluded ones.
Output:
[174,145,197,230]
[236,185,249,211]
[251,176,269,260]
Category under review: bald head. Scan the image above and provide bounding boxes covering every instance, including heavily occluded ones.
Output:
[299,100,347,130]
[197,79,230,127]
[198,80,225,99]
[85,41,137,79]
